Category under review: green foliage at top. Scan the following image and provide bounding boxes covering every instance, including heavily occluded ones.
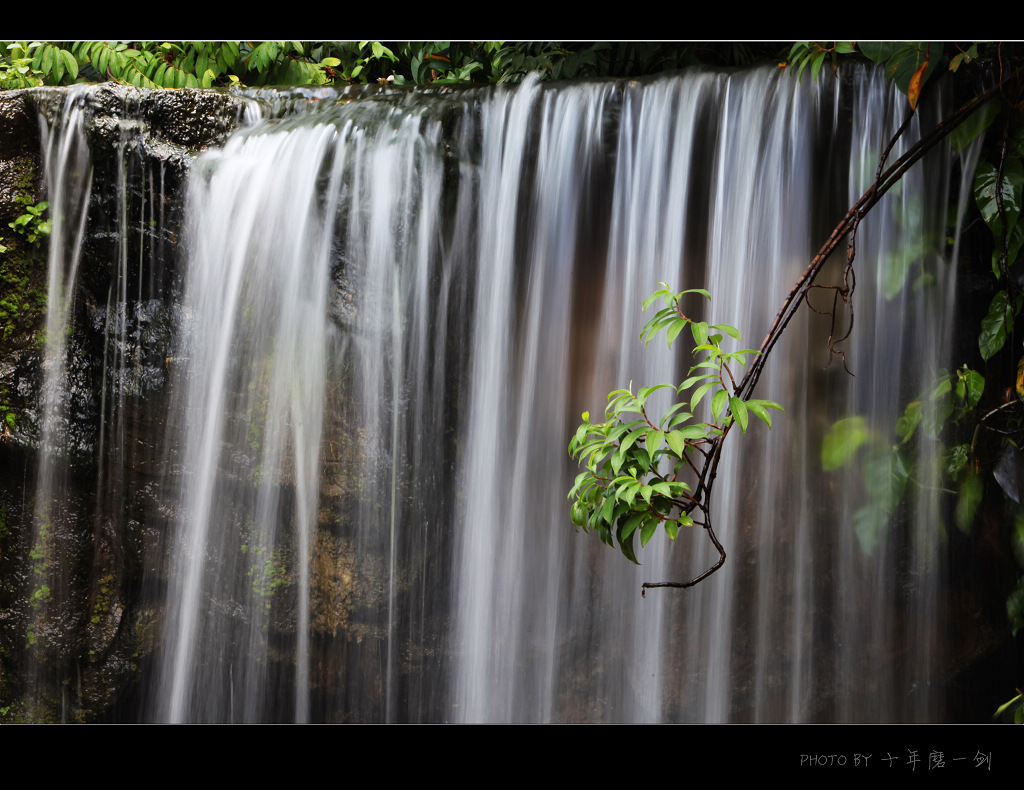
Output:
[786,42,991,114]
[568,285,781,563]
[0,41,792,92]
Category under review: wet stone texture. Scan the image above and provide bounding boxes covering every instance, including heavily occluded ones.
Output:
[0,85,245,722]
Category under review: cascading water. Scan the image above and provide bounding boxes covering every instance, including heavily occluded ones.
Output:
[14,64,981,722]
[26,88,93,719]
[22,86,184,720]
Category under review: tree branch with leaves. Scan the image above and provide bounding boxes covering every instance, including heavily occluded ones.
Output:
[569,43,1020,594]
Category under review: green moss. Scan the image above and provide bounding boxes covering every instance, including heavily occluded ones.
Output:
[246,542,292,615]
[0,159,48,350]
[89,573,114,628]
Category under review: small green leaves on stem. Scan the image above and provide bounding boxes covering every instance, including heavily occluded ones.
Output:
[568,285,782,572]
[8,199,50,245]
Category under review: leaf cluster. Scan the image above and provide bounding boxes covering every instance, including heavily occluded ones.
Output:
[0,42,49,89]
[8,198,50,244]
[568,285,781,564]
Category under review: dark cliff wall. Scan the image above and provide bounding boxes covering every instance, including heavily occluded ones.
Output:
[0,86,242,721]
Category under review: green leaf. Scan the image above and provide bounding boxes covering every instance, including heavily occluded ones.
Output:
[809,49,827,82]
[600,494,616,526]
[620,511,645,542]
[659,402,691,428]
[979,290,1021,361]
[821,416,868,470]
[745,399,782,429]
[729,397,748,433]
[958,367,985,410]
[690,381,718,413]
[710,323,741,340]
[861,445,908,513]
[711,389,728,422]
[640,517,658,547]
[895,400,923,443]
[955,471,983,534]
[674,424,710,441]
[858,42,903,66]
[690,321,708,347]
[665,430,688,457]
[616,520,640,564]
[975,158,1024,241]
[993,692,1023,720]
[679,372,717,391]
[993,217,1024,277]
[946,443,970,479]
[949,96,1000,152]
[948,43,978,73]
[665,318,687,348]
[853,504,888,554]
[892,43,942,98]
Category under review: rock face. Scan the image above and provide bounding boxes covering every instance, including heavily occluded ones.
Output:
[0,85,244,722]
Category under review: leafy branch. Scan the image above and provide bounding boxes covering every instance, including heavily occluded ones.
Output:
[570,58,1009,594]
[568,287,782,591]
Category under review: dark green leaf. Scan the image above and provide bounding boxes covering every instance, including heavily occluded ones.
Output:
[955,471,983,533]
[979,290,1021,361]
[858,42,903,66]
[946,443,970,479]
[640,517,658,547]
[975,158,1024,241]
[949,96,1000,151]
[620,511,645,542]
[616,520,640,564]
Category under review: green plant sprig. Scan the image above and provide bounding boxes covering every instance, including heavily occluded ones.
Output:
[569,284,782,567]
[8,199,50,244]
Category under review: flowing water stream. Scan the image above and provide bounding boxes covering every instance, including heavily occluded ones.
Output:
[24,65,974,722]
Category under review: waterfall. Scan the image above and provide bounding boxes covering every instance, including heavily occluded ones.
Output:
[16,65,973,722]
[26,88,93,720]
